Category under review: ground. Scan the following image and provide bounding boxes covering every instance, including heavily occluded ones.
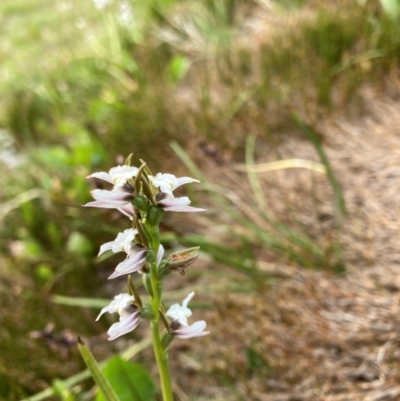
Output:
[160,92,400,401]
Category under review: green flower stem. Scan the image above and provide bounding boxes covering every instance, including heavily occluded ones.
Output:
[148,225,174,401]
[151,320,174,401]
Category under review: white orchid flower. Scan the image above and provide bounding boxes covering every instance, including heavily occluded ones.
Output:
[96,293,141,341]
[97,229,147,279]
[96,293,135,320]
[149,173,200,197]
[98,229,137,256]
[166,292,209,339]
[88,165,139,187]
[166,292,194,326]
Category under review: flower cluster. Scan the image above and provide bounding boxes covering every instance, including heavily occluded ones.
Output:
[85,157,209,342]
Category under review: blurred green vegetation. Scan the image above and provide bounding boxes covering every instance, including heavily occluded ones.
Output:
[1,0,400,399]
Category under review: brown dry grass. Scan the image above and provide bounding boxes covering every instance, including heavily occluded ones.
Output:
[158,92,400,401]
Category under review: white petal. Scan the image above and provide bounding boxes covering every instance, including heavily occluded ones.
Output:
[91,189,132,203]
[96,293,134,320]
[87,171,113,184]
[98,241,114,256]
[96,305,111,321]
[149,173,200,196]
[118,204,135,220]
[166,303,192,326]
[182,291,195,308]
[107,311,141,341]
[175,176,200,187]
[158,196,206,213]
[174,320,209,339]
[112,229,137,254]
[157,244,165,267]
[108,250,147,279]
[84,200,123,209]
[109,165,139,186]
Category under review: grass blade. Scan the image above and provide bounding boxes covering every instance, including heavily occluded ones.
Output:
[77,337,120,401]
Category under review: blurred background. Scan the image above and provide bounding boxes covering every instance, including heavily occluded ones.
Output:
[2,0,400,400]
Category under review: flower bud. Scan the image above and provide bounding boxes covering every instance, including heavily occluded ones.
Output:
[147,206,165,226]
[165,247,200,275]
[161,331,175,350]
[142,273,153,297]
[133,193,150,212]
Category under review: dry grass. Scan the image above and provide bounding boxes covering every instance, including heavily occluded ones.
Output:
[156,92,400,400]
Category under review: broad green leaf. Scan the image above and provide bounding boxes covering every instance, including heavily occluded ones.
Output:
[96,356,156,401]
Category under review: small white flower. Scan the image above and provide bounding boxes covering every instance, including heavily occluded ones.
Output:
[96,293,141,341]
[97,229,147,279]
[88,165,139,187]
[166,292,195,326]
[166,292,209,339]
[96,293,135,320]
[98,228,137,256]
[149,173,200,197]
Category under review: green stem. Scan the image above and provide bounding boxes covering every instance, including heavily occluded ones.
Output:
[148,223,174,401]
[151,320,174,401]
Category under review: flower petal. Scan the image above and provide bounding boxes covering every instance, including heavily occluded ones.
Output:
[98,241,114,256]
[158,196,206,213]
[91,188,133,203]
[166,304,192,326]
[174,320,209,339]
[182,291,195,308]
[109,166,139,187]
[96,293,134,320]
[118,204,135,220]
[149,173,200,196]
[157,244,165,267]
[87,171,113,184]
[108,250,147,279]
[107,311,141,341]
[111,229,137,254]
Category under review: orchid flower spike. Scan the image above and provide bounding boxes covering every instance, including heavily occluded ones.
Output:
[166,292,209,339]
[96,293,141,341]
[98,229,147,279]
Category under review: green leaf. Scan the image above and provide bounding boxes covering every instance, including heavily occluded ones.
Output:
[96,356,156,401]
[77,339,120,401]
